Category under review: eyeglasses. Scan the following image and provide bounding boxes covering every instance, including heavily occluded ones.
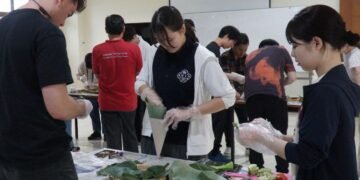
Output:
[32,0,52,20]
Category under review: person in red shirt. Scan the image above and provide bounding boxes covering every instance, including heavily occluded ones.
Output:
[92,14,142,152]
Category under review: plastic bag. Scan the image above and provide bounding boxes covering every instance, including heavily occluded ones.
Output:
[235,118,282,155]
[251,118,283,138]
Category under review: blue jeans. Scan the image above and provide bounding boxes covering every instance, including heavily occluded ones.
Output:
[0,151,78,180]
[89,99,101,133]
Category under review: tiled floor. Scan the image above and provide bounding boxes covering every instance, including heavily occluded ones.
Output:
[72,111,360,172]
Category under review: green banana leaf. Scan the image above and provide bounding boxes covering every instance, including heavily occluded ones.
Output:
[169,161,226,180]
[97,160,168,179]
[146,103,166,119]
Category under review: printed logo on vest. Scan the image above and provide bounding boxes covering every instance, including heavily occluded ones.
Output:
[177,69,192,83]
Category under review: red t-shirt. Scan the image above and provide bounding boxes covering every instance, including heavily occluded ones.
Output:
[92,39,142,111]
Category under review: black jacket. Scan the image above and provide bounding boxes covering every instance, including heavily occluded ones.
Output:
[285,65,360,180]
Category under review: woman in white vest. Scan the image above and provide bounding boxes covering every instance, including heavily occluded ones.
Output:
[135,6,235,160]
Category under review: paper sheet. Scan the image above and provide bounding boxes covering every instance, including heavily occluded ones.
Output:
[149,118,167,157]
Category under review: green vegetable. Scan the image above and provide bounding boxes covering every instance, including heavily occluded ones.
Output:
[209,161,234,172]
[169,161,226,180]
[247,165,276,180]
[248,164,259,175]
[189,163,217,172]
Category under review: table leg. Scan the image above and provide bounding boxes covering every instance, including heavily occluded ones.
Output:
[231,126,235,164]
[75,117,78,140]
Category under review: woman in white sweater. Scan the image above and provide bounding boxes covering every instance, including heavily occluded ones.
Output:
[135,6,235,160]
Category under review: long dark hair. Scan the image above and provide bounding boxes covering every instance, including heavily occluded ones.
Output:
[151,6,197,47]
[286,5,359,50]
[184,20,199,42]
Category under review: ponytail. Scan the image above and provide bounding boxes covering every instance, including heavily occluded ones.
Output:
[184,21,199,43]
[344,31,360,48]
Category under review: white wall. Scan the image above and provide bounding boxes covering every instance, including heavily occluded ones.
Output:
[270,0,339,97]
[61,15,81,88]
[78,0,167,56]
[271,0,339,11]
[63,0,339,92]
[63,0,167,88]
[171,0,269,13]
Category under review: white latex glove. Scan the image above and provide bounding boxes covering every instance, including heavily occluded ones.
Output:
[226,72,245,84]
[251,118,283,138]
[236,123,276,155]
[163,106,201,130]
[236,124,262,146]
[140,87,163,106]
[79,76,87,83]
[77,99,93,118]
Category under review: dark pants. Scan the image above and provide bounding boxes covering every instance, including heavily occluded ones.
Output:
[209,107,234,155]
[141,136,206,161]
[101,111,138,152]
[246,94,289,173]
[135,96,146,142]
[89,99,101,133]
[234,103,248,124]
[0,152,77,180]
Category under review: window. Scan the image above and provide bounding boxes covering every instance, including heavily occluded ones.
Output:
[0,0,28,17]
[0,0,11,13]
[14,0,27,9]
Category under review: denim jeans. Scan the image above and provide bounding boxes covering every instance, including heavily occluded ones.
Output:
[65,120,74,149]
[0,151,78,180]
[89,99,101,133]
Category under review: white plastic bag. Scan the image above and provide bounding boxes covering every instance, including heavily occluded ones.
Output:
[235,118,282,155]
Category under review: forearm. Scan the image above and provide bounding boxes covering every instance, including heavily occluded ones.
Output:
[284,71,296,85]
[282,135,294,142]
[351,67,360,86]
[55,96,86,120]
[262,137,288,160]
[196,97,225,115]
[138,84,148,95]
[42,84,86,120]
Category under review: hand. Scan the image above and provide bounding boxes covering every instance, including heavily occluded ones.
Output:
[236,124,265,146]
[251,118,283,138]
[79,76,87,83]
[77,99,93,118]
[163,106,201,130]
[236,122,277,155]
[226,72,245,84]
[140,87,163,106]
[235,92,241,103]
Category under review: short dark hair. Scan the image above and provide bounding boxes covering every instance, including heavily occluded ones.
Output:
[105,14,125,35]
[123,25,137,42]
[218,25,240,40]
[286,5,358,50]
[235,33,249,46]
[73,0,86,12]
[84,53,92,69]
[259,39,279,48]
